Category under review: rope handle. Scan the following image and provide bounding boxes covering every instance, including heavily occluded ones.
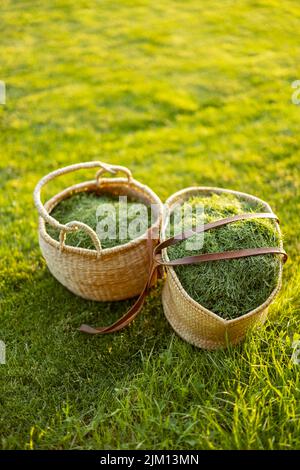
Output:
[59,221,102,256]
[33,161,133,252]
[79,212,287,335]
[96,165,132,186]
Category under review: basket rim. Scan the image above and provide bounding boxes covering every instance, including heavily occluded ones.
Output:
[39,177,163,257]
[161,186,284,325]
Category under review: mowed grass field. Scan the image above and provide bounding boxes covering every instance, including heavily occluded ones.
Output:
[1,0,300,450]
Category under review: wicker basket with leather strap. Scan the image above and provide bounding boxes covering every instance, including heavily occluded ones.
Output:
[160,187,287,349]
[34,161,163,302]
[80,186,287,349]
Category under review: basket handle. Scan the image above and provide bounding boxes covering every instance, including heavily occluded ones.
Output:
[59,221,102,255]
[96,165,132,186]
[33,161,132,253]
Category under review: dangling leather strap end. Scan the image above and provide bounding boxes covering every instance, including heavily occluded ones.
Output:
[79,324,102,335]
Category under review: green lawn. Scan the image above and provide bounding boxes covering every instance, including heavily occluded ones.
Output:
[1,0,300,450]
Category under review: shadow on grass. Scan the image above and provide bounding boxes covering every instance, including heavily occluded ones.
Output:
[1,266,173,382]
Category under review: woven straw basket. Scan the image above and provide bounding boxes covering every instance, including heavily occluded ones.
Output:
[161,187,285,350]
[34,161,163,302]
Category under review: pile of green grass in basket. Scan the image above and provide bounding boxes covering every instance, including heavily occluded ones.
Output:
[47,192,152,249]
[167,193,281,320]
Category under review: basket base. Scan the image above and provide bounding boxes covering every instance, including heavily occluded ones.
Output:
[162,282,268,350]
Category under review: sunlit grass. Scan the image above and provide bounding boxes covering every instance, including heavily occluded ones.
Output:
[0,0,299,450]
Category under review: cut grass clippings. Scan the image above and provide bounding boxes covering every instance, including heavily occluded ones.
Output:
[46,191,152,250]
[167,194,282,320]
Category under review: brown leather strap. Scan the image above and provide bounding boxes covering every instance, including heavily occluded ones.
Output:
[80,277,149,334]
[79,264,158,334]
[156,212,279,252]
[79,233,159,335]
[79,212,287,335]
[155,247,288,266]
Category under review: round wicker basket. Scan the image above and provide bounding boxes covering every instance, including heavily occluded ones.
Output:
[161,186,285,350]
[34,161,163,302]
